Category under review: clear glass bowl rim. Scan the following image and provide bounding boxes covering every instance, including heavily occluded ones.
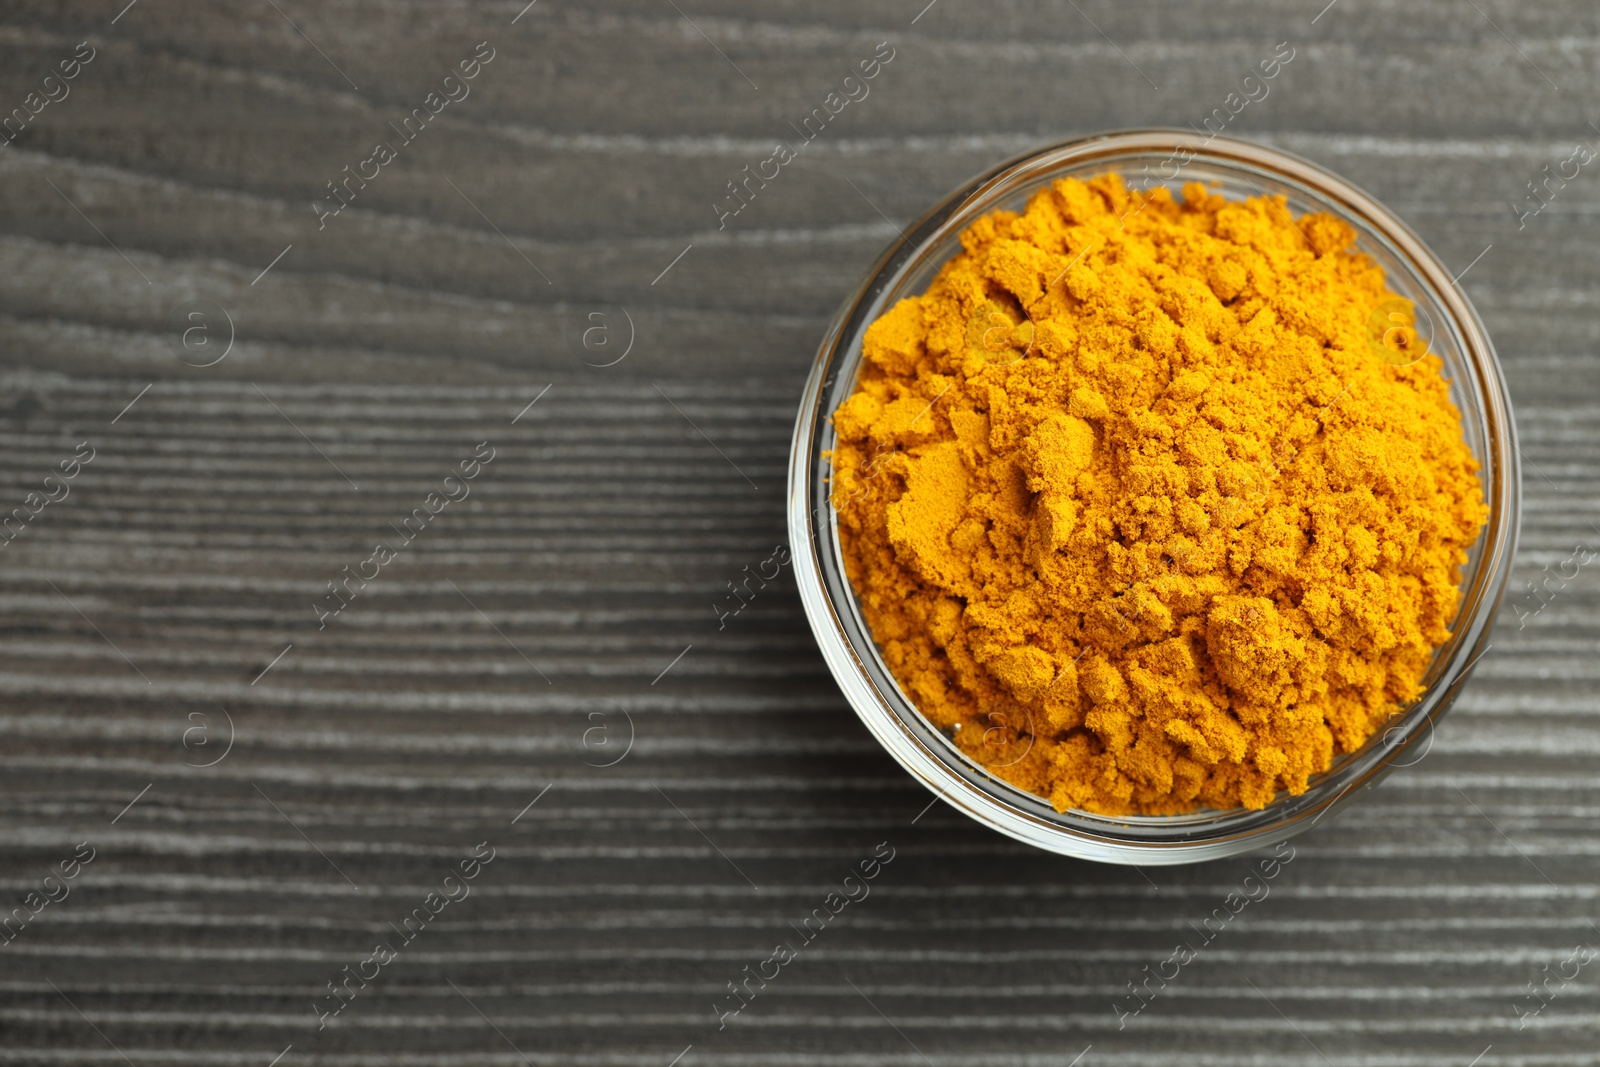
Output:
[786,129,1521,865]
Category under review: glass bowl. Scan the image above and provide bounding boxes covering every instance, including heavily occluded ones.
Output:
[787,129,1521,865]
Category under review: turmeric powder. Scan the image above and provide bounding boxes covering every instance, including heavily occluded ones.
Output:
[829,175,1487,816]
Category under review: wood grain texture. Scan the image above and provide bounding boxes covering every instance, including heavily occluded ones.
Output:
[0,1,1597,1063]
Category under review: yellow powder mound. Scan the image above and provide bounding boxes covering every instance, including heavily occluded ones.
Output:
[829,174,1487,816]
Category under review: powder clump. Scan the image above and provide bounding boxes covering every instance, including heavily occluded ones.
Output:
[829,174,1487,816]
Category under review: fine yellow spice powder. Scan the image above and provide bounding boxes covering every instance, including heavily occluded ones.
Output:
[829,175,1487,816]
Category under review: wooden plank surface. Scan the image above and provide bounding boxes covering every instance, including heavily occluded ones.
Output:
[1,1,1597,1063]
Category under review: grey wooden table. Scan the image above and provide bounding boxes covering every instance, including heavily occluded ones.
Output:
[0,1,1595,1064]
